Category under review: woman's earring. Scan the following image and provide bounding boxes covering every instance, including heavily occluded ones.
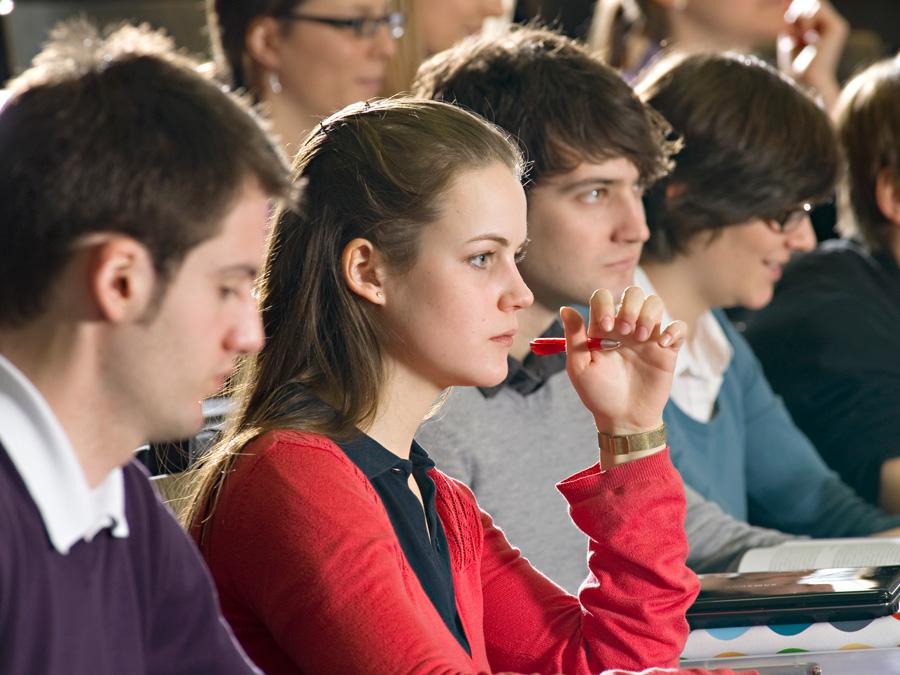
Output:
[269,71,282,94]
[376,291,384,298]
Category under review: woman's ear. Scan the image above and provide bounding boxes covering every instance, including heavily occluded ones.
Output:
[245,16,285,72]
[342,238,387,305]
[89,235,156,323]
[875,167,900,226]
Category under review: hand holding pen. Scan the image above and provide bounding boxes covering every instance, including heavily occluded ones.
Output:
[555,287,686,457]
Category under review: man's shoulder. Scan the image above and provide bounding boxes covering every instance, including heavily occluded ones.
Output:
[780,238,877,291]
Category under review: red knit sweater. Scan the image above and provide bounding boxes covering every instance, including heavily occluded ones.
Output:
[196,430,749,675]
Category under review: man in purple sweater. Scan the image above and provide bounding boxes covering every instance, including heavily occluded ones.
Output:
[0,20,291,674]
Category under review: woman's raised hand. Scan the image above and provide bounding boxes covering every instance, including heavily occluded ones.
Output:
[560,287,685,441]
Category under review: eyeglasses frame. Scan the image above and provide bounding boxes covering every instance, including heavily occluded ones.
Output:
[273,11,405,39]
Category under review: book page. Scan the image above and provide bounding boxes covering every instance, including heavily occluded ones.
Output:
[738,537,900,572]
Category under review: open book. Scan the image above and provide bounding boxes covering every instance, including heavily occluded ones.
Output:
[737,537,900,572]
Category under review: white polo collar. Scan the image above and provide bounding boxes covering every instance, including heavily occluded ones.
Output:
[0,352,128,554]
[633,267,733,422]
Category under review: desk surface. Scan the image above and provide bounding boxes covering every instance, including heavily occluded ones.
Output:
[681,647,900,674]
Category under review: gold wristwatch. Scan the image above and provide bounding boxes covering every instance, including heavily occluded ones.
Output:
[598,423,667,455]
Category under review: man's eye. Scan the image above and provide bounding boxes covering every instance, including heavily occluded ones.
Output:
[582,189,607,204]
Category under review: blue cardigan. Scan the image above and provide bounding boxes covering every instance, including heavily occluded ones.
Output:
[665,310,900,537]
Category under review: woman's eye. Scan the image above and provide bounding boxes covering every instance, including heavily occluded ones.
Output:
[220,287,239,299]
[469,252,493,268]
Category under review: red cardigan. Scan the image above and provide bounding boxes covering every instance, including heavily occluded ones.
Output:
[196,430,747,675]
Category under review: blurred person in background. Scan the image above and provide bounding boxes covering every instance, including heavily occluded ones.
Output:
[744,52,900,514]
[589,0,849,110]
[208,0,404,155]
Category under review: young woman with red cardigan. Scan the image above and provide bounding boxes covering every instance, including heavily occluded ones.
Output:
[183,98,748,675]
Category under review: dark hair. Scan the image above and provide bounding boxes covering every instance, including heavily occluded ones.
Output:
[833,53,900,251]
[635,50,841,262]
[0,19,292,327]
[411,24,677,192]
[207,0,301,92]
[588,0,669,72]
[184,98,523,529]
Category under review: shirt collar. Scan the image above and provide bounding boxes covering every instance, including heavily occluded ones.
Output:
[0,352,128,554]
[688,311,733,378]
[633,266,733,419]
[478,320,567,399]
[633,266,732,376]
[337,432,435,478]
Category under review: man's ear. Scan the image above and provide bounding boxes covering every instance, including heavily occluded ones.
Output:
[342,238,387,305]
[245,16,285,72]
[89,235,156,323]
[875,168,900,226]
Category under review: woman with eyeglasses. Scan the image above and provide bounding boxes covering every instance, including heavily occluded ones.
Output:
[626,50,900,540]
[207,0,405,155]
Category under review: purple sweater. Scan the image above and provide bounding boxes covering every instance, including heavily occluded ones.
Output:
[0,445,260,674]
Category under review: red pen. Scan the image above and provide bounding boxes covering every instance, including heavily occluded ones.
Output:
[530,337,622,356]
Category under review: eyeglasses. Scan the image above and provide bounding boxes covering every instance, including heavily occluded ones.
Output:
[764,202,812,234]
[275,11,405,39]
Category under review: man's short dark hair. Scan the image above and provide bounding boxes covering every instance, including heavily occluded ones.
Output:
[0,19,292,327]
[411,24,677,192]
[635,50,841,262]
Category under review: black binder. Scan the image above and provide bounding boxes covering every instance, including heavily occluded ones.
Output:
[687,565,900,629]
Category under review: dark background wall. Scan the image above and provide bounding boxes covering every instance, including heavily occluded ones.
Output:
[1,0,209,84]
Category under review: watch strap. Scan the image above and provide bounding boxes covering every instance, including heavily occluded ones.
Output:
[598,423,667,455]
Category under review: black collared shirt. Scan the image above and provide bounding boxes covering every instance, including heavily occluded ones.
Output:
[479,319,567,399]
[336,434,471,655]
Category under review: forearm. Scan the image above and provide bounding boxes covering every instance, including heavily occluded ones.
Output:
[478,450,697,674]
[683,482,801,574]
[567,450,697,671]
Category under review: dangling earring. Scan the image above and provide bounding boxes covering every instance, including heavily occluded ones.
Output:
[673,0,687,9]
[269,71,282,94]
